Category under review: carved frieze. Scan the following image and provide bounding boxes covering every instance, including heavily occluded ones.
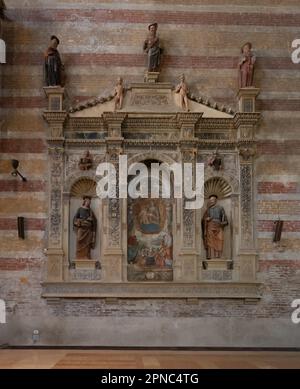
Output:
[131,94,169,106]
[48,147,64,246]
[181,148,197,249]
[240,164,253,247]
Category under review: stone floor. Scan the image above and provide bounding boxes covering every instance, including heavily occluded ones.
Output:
[0,349,299,369]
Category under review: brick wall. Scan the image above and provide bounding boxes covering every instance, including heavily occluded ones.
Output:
[0,0,300,346]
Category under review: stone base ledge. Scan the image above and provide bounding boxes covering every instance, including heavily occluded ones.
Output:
[74,259,98,269]
[41,281,263,301]
[203,259,233,270]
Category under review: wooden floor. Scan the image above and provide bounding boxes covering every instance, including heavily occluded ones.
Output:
[0,350,299,369]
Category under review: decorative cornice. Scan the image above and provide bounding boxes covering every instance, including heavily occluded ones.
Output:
[43,111,68,124]
[197,117,233,130]
[66,117,104,129]
[65,139,106,147]
[176,112,203,126]
[41,281,263,300]
[198,140,237,149]
[124,139,178,147]
[233,112,261,127]
[103,112,127,129]
[123,116,180,130]
[123,139,239,149]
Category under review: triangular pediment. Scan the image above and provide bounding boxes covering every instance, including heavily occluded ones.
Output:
[69,82,234,119]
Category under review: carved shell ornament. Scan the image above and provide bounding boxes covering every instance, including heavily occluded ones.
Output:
[70,178,97,198]
[204,177,232,199]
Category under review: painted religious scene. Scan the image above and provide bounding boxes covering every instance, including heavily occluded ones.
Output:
[127,198,173,281]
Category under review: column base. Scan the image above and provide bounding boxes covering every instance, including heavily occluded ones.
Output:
[46,248,64,282]
[238,251,257,281]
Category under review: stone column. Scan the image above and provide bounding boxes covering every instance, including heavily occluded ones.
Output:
[176,113,202,281]
[43,91,67,282]
[102,113,126,282]
[235,113,260,281]
[46,145,65,282]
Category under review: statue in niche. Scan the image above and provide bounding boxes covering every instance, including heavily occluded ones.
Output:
[238,42,256,88]
[208,150,222,171]
[79,150,93,170]
[202,195,228,259]
[114,77,124,111]
[175,74,189,111]
[73,196,97,259]
[143,23,161,72]
[44,35,64,87]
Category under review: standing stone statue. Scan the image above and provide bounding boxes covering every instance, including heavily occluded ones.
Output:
[73,196,97,259]
[143,23,161,72]
[175,74,189,111]
[44,35,64,86]
[202,195,228,259]
[114,77,124,111]
[238,42,256,88]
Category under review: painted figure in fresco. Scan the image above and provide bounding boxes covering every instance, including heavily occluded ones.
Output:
[238,42,256,88]
[73,196,97,259]
[127,198,173,281]
[78,150,93,171]
[138,200,160,234]
[44,35,64,86]
[202,195,228,259]
[143,23,161,72]
[155,231,173,268]
[114,77,124,111]
[175,74,189,111]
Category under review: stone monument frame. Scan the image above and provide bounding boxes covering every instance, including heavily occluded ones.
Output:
[42,83,263,302]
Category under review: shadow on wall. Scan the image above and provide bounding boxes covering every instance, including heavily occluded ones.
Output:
[0,299,6,324]
[0,39,5,63]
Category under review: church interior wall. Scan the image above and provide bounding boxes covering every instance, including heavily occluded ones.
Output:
[0,0,299,347]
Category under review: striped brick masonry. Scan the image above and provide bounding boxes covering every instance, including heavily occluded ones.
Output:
[0,0,299,347]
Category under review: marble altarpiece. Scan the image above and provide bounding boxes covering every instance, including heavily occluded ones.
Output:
[42,76,262,302]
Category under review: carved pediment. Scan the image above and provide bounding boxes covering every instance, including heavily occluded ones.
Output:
[69,82,234,119]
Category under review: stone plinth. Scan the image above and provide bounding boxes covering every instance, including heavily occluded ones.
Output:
[144,71,160,83]
[203,259,233,270]
[74,259,98,269]
[237,87,260,113]
[43,86,65,111]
